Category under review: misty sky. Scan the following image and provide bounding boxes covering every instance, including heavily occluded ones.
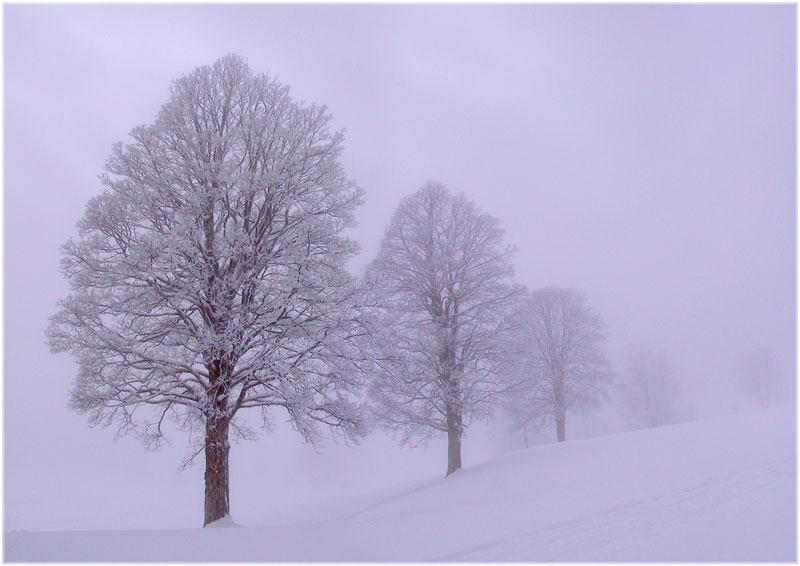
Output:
[4,4,795,530]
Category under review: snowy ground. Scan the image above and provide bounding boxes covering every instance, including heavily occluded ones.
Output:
[5,406,795,562]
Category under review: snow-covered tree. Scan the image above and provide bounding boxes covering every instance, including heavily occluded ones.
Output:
[504,287,612,442]
[47,55,366,526]
[737,348,784,409]
[623,348,681,429]
[363,181,519,476]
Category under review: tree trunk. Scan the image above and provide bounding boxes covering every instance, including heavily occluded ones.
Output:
[446,406,462,476]
[556,413,566,442]
[203,415,230,526]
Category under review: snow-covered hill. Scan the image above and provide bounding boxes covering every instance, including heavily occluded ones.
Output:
[5,406,795,561]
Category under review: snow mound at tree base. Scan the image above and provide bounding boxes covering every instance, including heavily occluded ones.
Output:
[204,515,239,528]
[5,405,795,561]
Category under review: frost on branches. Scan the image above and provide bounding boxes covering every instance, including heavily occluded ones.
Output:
[504,288,612,442]
[363,181,520,476]
[47,55,366,526]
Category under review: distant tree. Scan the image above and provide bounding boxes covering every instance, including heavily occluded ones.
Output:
[504,287,612,442]
[623,348,681,429]
[47,55,366,526]
[737,348,784,409]
[363,181,520,476]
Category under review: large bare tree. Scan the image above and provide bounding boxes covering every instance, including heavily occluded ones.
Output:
[47,55,366,526]
[505,287,612,442]
[362,181,519,476]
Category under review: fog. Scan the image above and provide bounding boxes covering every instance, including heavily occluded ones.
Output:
[4,4,795,532]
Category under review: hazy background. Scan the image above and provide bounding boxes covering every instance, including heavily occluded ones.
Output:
[5,4,795,530]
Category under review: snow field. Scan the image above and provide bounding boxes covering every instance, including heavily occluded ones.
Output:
[5,405,794,561]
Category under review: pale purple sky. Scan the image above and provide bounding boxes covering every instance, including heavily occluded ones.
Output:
[4,4,795,530]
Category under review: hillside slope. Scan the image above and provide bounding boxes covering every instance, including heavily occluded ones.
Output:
[6,406,795,561]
